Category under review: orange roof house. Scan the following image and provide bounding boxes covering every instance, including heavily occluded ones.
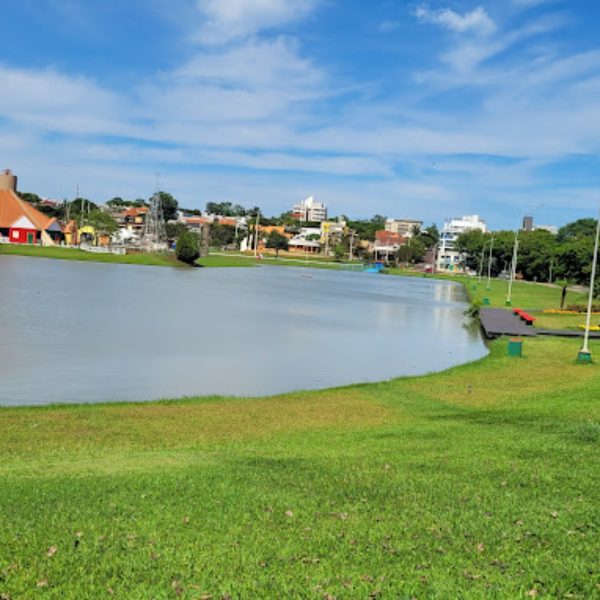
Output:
[0,170,62,246]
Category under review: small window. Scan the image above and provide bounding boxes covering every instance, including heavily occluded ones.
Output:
[12,230,18,238]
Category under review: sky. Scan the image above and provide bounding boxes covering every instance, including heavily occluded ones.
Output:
[1,0,600,228]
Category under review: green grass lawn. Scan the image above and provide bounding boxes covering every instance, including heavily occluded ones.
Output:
[532,312,600,330]
[1,336,599,598]
[0,244,184,267]
[451,276,587,311]
[198,252,362,270]
[383,270,588,311]
[196,254,258,268]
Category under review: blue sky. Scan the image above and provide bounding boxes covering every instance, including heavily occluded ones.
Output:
[1,0,599,228]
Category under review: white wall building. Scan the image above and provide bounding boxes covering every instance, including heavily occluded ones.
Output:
[437,215,487,271]
[292,196,328,222]
[385,219,423,237]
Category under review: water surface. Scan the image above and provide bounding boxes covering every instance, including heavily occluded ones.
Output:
[0,256,487,405]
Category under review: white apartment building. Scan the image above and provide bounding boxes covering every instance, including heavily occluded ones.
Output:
[385,219,423,237]
[437,215,487,271]
[292,196,328,222]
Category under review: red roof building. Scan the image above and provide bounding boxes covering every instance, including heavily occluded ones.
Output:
[0,171,62,245]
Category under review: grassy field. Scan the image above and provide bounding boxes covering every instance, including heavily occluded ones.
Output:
[532,312,600,330]
[1,336,599,598]
[0,244,184,267]
[199,252,362,270]
[196,254,258,268]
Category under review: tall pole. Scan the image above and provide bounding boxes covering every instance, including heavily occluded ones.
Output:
[253,210,260,258]
[506,229,519,306]
[478,241,488,283]
[580,210,600,358]
[486,235,494,290]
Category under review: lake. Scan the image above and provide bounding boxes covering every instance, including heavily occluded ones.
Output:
[0,256,487,405]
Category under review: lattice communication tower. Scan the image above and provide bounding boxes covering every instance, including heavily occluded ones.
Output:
[142,192,168,252]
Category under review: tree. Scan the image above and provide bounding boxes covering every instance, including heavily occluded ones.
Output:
[85,209,118,245]
[555,279,570,309]
[165,222,189,243]
[156,191,178,222]
[557,219,597,243]
[346,215,387,242]
[396,238,426,264]
[68,197,98,221]
[176,230,200,265]
[334,244,345,261]
[205,202,246,217]
[265,231,289,257]
[554,237,595,285]
[209,223,237,248]
[417,224,439,248]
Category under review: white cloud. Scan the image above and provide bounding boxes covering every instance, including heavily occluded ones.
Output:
[415,4,496,36]
[194,0,318,43]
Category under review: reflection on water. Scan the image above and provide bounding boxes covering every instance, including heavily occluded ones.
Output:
[0,256,487,405]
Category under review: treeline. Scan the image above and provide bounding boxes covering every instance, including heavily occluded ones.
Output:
[456,218,598,286]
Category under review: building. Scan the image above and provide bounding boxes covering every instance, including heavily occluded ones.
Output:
[288,227,322,254]
[437,215,487,271]
[115,206,149,236]
[374,230,407,261]
[292,196,327,222]
[385,219,423,237]
[522,216,557,235]
[0,170,63,246]
[63,220,78,246]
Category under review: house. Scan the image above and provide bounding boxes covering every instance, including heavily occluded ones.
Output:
[374,230,407,261]
[0,170,62,246]
[288,227,322,254]
[116,206,149,236]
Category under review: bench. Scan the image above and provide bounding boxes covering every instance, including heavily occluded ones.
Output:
[513,308,535,325]
[520,312,536,325]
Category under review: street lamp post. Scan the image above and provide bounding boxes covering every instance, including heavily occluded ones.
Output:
[478,241,487,283]
[578,210,600,363]
[486,235,495,291]
[506,204,544,306]
[506,230,519,306]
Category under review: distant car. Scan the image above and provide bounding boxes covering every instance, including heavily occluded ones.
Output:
[498,271,510,280]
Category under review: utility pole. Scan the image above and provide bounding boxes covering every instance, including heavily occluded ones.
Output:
[478,241,488,283]
[486,235,494,290]
[349,230,355,262]
[506,230,519,306]
[253,210,260,258]
[578,209,600,362]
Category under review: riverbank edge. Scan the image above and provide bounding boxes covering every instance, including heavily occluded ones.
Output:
[0,245,186,268]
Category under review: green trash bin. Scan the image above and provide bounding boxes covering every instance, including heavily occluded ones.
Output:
[483,297,490,306]
[577,351,592,364]
[508,338,523,358]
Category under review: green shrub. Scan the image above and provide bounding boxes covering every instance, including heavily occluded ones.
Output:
[176,230,200,265]
[464,299,483,318]
[565,304,600,313]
